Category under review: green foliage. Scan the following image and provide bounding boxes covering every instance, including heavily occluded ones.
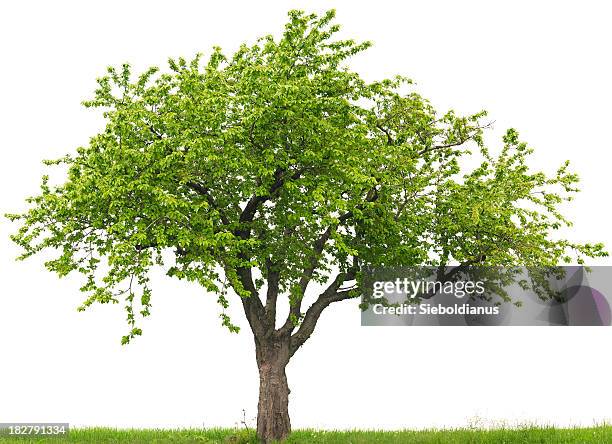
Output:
[6,10,606,341]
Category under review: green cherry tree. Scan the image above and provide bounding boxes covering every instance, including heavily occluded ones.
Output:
[7,10,606,443]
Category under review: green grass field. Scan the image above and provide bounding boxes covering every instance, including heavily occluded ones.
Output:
[1,426,611,443]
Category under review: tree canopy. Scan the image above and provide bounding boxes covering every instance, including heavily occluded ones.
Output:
[7,10,606,346]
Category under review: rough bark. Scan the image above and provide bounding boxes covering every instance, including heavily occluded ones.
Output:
[255,337,291,443]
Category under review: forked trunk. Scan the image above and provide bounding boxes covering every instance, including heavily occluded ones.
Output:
[256,338,291,443]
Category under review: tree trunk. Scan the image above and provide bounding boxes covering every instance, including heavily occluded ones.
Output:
[256,338,291,443]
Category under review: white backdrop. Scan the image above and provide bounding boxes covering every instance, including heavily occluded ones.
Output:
[1,0,611,430]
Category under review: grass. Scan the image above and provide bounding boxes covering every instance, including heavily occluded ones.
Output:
[0,426,611,443]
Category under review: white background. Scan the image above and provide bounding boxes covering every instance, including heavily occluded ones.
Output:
[1,0,611,431]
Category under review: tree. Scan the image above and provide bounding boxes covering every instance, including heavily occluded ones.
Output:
[6,9,606,443]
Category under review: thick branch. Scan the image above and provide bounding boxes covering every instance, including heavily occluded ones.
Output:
[218,167,305,338]
[186,182,232,226]
[234,265,268,339]
[236,167,304,239]
[187,182,263,332]
[376,124,395,145]
[278,222,343,336]
[264,258,281,328]
[280,186,378,335]
[288,269,357,355]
